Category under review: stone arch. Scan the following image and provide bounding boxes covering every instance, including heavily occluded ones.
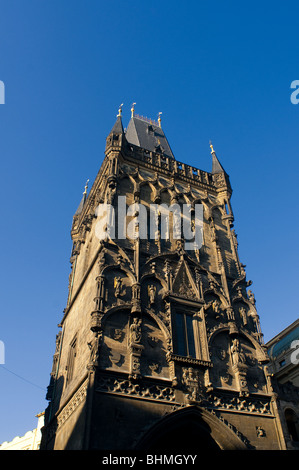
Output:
[284,408,299,442]
[208,328,268,393]
[142,307,170,342]
[140,274,167,322]
[102,265,135,306]
[208,326,267,362]
[140,271,168,290]
[135,405,247,450]
[102,242,135,274]
[139,311,170,379]
[98,306,131,373]
[203,289,230,325]
[159,187,172,205]
[102,264,136,284]
[232,297,256,330]
[211,203,226,219]
[118,174,135,204]
[139,180,156,204]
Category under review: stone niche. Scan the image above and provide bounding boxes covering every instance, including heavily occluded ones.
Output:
[210,331,267,394]
[140,314,169,379]
[98,309,169,380]
[99,310,131,373]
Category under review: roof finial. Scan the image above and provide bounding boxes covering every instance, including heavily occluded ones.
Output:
[158,112,162,128]
[83,179,89,196]
[117,103,123,117]
[209,140,215,154]
[131,102,136,118]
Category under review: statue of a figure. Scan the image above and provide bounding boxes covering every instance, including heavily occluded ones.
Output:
[247,290,255,304]
[230,338,245,365]
[114,277,122,297]
[212,299,222,318]
[148,285,156,305]
[106,184,116,205]
[130,317,142,344]
[239,307,247,326]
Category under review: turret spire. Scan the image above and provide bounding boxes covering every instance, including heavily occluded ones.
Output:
[210,140,226,174]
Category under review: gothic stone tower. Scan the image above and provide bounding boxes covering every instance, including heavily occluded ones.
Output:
[41,106,286,450]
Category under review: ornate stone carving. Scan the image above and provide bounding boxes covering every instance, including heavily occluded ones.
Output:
[230,338,246,366]
[114,277,125,298]
[182,367,202,403]
[148,285,156,306]
[56,379,88,429]
[129,317,143,379]
[129,317,142,344]
[209,393,272,415]
[230,337,248,394]
[247,289,256,305]
[148,363,159,374]
[226,307,235,322]
[96,375,175,402]
[239,306,248,326]
[87,332,101,369]
[256,426,266,437]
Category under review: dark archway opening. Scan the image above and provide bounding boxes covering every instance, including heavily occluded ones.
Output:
[285,408,299,442]
[138,413,221,452]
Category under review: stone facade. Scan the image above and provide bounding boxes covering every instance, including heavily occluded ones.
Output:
[41,108,286,450]
[266,319,299,449]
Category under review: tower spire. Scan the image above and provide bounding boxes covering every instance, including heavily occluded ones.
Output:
[108,107,124,136]
[210,140,226,174]
[74,179,89,217]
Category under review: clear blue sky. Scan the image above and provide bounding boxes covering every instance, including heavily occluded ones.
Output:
[0,0,298,444]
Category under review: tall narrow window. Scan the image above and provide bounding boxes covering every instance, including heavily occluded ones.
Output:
[173,311,196,358]
[66,335,77,384]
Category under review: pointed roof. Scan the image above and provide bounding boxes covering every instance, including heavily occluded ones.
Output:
[126,114,174,158]
[210,142,226,174]
[107,104,125,136]
[109,114,124,135]
[74,180,89,216]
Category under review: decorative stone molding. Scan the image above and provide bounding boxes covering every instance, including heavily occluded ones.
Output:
[96,374,175,403]
[168,353,212,368]
[208,392,273,416]
[57,380,88,428]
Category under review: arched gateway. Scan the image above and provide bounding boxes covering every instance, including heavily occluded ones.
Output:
[136,406,247,451]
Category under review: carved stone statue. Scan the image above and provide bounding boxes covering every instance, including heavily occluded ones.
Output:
[247,290,255,304]
[239,307,247,326]
[130,317,142,344]
[114,277,123,297]
[106,184,117,205]
[182,367,200,403]
[230,338,246,366]
[148,285,156,305]
[212,299,222,319]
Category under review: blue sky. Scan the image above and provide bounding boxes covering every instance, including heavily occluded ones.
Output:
[0,0,298,444]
